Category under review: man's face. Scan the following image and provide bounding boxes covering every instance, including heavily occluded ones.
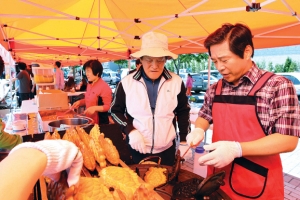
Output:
[210,40,251,86]
[141,56,166,80]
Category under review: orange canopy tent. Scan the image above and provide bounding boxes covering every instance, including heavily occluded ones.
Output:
[0,0,299,66]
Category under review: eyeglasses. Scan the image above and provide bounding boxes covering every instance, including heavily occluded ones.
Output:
[142,56,166,65]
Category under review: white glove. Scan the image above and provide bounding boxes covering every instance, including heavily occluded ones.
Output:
[129,130,146,154]
[199,141,242,168]
[9,140,83,187]
[186,128,204,146]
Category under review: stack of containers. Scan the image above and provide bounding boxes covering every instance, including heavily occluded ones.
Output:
[32,67,56,90]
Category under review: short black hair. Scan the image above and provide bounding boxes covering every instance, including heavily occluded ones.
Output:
[83,60,103,77]
[55,61,61,68]
[204,23,254,59]
[16,62,27,70]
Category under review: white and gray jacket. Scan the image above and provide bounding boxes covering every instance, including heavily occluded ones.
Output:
[110,67,191,154]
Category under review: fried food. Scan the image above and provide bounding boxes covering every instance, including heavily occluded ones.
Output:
[77,141,96,171]
[99,166,141,199]
[63,128,96,171]
[52,129,61,139]
[99,133,120,165]
[44,131,52,140]
[133,184,160,200]
[71,177,113,200]
[144,167,167,188]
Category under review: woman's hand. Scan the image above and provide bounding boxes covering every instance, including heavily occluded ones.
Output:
[84,106,97,115]
[70,100,81,110]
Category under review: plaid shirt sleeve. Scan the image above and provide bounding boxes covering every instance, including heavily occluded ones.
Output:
[264,75,300,136]
[198,83,217,124]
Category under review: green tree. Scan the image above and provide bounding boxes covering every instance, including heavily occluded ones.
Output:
[283,57,292,72]
[114,60,129,69]
[256,60,267,70]
[268,62,274,72]
[171,53,209,74]
[274,64,284,73]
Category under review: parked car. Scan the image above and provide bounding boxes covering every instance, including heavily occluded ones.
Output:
[199,70,222,79]
[108,71,118,84]
[179,73,204,93]
[102,72,113,84]
[276,72,300,99]
[202,75,219,91]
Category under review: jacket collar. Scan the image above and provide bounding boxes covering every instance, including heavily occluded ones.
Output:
[133,67,172,81]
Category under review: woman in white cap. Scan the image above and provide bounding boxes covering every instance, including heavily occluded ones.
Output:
[110,32,192,166]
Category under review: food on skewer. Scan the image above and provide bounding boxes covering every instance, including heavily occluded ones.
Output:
[99,133,120,165]
[62,127,96,171]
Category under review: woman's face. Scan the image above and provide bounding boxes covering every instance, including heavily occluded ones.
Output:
[85,67,98,82]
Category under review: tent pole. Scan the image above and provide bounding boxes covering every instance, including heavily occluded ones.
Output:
[128,59,131,72]
[207,57,211,88]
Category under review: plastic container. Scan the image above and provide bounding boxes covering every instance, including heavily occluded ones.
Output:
[32,67,54,83]
[193,146,207,178]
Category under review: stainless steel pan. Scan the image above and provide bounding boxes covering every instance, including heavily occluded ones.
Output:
[48,116,94,132]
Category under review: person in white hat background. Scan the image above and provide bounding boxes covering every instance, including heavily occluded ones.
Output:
[110,32,193,166]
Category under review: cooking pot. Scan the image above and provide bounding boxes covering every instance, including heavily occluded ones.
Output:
[48,116,93,132]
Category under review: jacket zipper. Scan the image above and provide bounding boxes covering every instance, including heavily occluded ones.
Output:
[139,77,166,154]
[150,79,166,153]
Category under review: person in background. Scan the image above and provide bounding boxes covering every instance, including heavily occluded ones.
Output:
[129,59,142,74]
[110,31,191,166]
[0,140,83,200]
[54,61,65,90]
[71,60,112,125]
[64,76,76,92]
[76,77,87,92]
[26,64,36,99]
[10,62,31,107]
[0,57,22,149]
[186,73,193,97]
[190,23,299,199]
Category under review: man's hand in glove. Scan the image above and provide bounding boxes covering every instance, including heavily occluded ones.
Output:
[186,128,204,147]
[9,140,83,187]
[129,129,146,154]
[198,141,242,168]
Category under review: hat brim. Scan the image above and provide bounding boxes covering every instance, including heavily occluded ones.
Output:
[131,48,178,59]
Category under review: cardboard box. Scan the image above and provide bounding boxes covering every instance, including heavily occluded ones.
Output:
[37,89,69,111]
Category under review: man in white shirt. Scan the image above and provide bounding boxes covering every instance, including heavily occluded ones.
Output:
[54,61,65,90]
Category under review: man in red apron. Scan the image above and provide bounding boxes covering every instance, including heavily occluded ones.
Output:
[186,23,300,199]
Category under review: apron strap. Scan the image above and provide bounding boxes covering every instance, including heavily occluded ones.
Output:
[248,72,274,96]
[215,79,223,95]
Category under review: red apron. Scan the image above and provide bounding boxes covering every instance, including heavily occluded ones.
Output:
[209,72,284,199]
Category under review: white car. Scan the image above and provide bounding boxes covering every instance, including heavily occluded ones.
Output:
[276,72,300,99]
